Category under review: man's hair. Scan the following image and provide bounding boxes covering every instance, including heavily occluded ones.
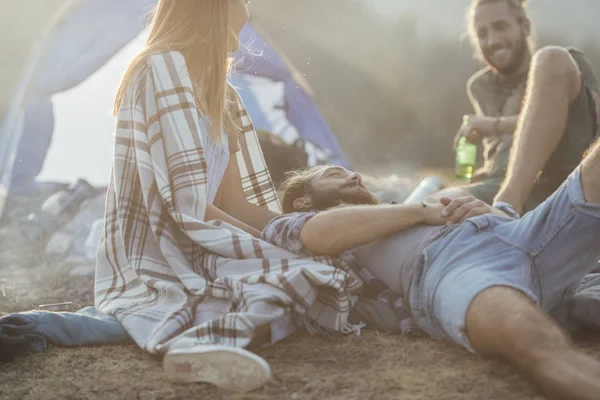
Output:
[467,0,529,44]
[279,166,325,213]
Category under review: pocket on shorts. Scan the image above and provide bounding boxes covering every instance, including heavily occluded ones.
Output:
[464,214,506,234]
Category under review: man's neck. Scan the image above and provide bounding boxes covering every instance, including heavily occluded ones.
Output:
[495,54,532,87]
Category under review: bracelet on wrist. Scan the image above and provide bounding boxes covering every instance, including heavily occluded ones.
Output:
[493,116,505,136]
[493,201,521,219]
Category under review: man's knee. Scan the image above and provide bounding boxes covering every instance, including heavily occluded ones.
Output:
[466,286,570,365]
[580,139,600,203]
[532,47,578,78]
[531,46,581,98]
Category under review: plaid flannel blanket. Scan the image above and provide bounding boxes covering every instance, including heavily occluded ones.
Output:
[95,51,361,354]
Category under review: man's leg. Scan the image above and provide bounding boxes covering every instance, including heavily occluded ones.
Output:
[466,139,600,400]
[580,138,600,203]
[466,286,600,400]
[495,47,583,213]
[570,140,600,330]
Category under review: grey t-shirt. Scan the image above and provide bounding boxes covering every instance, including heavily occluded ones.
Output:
[352,225,448,301]
[262,211,450,307]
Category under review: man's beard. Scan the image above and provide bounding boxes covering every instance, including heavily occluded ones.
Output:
[483,34,529,76]
[310,184,379,211]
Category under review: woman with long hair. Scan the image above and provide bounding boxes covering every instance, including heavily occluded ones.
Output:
[112,0,278,238]
[95,0,360,393]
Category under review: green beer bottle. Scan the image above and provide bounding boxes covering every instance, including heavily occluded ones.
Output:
[455,116,477,180]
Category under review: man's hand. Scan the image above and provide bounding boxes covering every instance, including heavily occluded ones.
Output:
[454,115,494,148]
[439,196,508,225]
[422,198,450,226]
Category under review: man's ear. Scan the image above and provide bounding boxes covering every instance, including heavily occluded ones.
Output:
[293,194,313,211]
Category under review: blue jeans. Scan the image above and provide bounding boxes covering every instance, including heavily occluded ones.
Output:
[409,167,600,351]
[0,306,130,362]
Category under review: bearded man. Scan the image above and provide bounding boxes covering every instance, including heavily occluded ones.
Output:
[262,137,600,399]
[454,0,600,213]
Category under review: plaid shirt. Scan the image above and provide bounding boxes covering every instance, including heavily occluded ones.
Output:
[95,51,362,354]
[263,212,417,334]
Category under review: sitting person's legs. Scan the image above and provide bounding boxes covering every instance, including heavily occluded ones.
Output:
[420,139,600,399]
[469,140,600,399]
[466,286,600,400]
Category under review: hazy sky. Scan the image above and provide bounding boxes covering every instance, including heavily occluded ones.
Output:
[353,0,600,42]
[39,0,600,184]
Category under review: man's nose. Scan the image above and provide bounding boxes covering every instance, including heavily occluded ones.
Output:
[486,30,503,49]
[350,172,362,185]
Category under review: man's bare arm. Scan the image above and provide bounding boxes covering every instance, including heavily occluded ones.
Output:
[463,75,519,144]
[494,47,583,212]
[471,115,519,136]
[300,204,430,256]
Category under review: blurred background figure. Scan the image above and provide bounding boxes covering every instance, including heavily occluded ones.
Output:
[2,0,599,211]
[0,0,345,203]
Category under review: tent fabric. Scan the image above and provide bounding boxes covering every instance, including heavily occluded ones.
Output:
[9,0,149,189]
[4,0,348,193]
[235,26,349,167]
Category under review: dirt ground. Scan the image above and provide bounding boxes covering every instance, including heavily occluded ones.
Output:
[1,192,600,400]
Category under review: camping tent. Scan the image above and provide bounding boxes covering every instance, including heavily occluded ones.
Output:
[0,0,348,215]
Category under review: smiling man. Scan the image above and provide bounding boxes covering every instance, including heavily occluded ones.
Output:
[455,0,599,213]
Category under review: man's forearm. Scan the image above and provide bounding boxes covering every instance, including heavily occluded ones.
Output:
[478,115,519,136]
[495,47,583,212]
[495,115,519,135]
[300,204,425,256]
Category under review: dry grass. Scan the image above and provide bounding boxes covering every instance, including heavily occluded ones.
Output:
[1,192,599,400]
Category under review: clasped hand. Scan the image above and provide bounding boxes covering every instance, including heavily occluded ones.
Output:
[423,196,507,226]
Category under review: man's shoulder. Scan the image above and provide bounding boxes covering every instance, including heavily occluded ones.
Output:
[267,211,317,226]
[561,47,598,91]
[262,211,317,244]
[547,46,590,69]
[564,46,585,57]
[564,47,592,70]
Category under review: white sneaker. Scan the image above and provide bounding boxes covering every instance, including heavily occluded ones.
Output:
[163,345,272,392]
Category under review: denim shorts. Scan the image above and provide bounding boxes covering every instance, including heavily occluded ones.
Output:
[409,167,600,351]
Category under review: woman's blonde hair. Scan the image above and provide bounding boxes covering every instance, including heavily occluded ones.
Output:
[113,0,238,142]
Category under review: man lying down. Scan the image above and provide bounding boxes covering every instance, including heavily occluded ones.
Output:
[261,138,600,400]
